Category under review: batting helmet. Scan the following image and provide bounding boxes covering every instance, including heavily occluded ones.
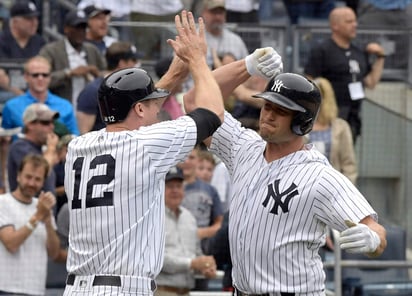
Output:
[253,73,321,135]
[98,68,170,124]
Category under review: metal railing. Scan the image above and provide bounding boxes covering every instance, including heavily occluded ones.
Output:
[323,230,412,296]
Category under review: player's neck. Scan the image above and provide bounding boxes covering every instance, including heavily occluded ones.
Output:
[264,138,305,162]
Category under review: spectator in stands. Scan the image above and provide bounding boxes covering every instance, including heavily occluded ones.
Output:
[1,56,79,137]
[155,166,217,296]
[76,41,142,134]
[308,77,358,184]
[39,10,106,108]
[77,0,132,41]
[154,56,185,120]
[130,0,183,59]
[7,103,59,193]
[83,5,117,54]
[304,6,385,143]
[0,153,60,296]
[0,1,45,60]
[282,0,336,24]
[179,147,223,251]
[196,149,216,183]
[201,0,249,68]
[179,146,223,290]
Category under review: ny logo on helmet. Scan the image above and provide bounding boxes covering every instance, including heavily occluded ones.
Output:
[270,79,283,93]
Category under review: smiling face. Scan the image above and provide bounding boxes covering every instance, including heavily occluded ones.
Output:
[24,57,51,95]
[17,162,46,200]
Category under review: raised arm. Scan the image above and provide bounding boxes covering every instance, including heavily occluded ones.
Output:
[167,11,224,122]
[183,47,283,114]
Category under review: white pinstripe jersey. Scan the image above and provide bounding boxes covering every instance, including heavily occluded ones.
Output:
[64,116,197,280]
[210,112,377,295]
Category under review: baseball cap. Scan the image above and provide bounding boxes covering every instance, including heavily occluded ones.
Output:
[83,5,111,19]
[166,166,184,182]
[64,10,88,27]
[10,1,40,18]
[203,0,225,10]
[23,103,59,124]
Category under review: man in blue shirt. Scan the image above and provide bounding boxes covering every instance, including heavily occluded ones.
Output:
[2,56,79,137]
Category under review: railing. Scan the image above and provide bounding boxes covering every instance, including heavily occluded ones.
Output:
[322,230,412,296]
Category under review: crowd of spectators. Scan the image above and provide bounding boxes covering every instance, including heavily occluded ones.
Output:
[0,0,405,294]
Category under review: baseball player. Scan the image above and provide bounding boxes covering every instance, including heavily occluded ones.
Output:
[62,11,280,296]
[62,11,224,296]
[184,64,387,294]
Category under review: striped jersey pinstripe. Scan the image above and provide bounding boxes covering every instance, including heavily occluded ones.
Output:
[210,112,377,295]
[64,116,197,284]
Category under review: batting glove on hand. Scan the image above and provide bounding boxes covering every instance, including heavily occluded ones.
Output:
[245,47,283,80]
[339,222,380,254]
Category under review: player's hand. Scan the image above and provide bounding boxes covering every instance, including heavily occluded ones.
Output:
[245,47,283,80]
[339,221,380,254]
[167,10,207,65]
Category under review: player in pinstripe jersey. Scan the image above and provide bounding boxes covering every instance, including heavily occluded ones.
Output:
[184,62,387,294]
[62,11,225,296]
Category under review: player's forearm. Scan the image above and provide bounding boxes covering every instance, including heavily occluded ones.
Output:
[365,222,387,258]
[184,59,250,114]
[155,55,189,94]
[233,84,265,108]
[188,58,225,122]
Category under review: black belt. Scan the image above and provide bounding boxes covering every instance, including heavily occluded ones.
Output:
[66,274,121,287]
[235,288,294,296]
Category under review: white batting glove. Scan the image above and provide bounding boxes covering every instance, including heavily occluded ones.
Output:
[339,222,380,254]
[245,47,283,80]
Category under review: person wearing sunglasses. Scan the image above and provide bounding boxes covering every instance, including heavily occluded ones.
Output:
[7,103,60,195]
[1,56,80,137]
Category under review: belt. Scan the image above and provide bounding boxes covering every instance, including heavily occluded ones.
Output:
[156,285,191,294]
[235,288,295,296]
[66,274,121,287]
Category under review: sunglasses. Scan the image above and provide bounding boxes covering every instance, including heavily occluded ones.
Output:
[33,120,54,125]
[28,72,51,78]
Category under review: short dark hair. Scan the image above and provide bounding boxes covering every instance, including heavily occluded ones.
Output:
[105,41,141,70]
[18,154,50,179]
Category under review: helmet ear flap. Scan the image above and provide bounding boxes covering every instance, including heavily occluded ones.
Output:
[291,113,314,136]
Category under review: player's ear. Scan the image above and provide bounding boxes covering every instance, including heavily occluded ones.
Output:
[132,102,145,118]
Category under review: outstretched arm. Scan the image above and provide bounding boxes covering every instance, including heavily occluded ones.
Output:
[167,11,224,123]
[183,47,283,114]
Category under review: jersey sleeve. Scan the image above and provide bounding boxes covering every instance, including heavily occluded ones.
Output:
[209,111,260,176]
[313,167,377,232]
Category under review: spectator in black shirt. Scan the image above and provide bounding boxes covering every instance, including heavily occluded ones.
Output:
[0,1,45,60]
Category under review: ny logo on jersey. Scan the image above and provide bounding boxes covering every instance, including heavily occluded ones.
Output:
[270,79,284,93]
[262,179,299,215]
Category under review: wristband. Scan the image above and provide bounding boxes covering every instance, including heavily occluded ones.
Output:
[376,54,386,59]
[26,219,38,231]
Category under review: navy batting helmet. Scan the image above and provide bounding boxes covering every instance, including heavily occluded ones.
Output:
[253,73,321,135]
[98,68,170,124]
